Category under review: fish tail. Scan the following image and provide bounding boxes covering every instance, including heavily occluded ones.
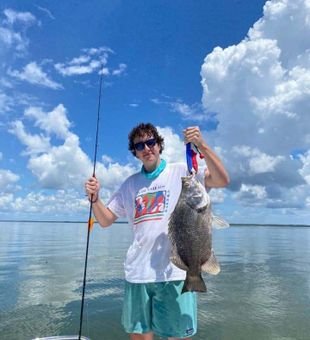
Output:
[182,274,207,293]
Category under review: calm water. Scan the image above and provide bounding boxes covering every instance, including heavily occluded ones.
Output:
[0,222,309,340]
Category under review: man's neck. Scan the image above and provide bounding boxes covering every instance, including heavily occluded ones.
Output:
[144,158,161,173]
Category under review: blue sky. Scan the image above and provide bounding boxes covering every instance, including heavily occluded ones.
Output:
[1,0,309,224]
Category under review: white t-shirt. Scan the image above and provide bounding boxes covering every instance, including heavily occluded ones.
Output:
[107,162,206,283]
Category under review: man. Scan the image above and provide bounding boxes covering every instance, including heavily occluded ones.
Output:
[85,123,229,340]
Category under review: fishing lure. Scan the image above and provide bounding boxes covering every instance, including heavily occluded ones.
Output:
[186,142,204,174]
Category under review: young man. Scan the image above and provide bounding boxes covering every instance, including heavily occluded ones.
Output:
[85,123,229,340]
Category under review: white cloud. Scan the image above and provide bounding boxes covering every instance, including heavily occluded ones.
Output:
[8,190,87,216]
[112,63,127,76]
[298,150,310,185]
[0,27,24,51]
[35,6,55,20]
[152,97,208,121]
[98,67,110,76]
[27,133,92,189]
[54,47,126,78]
[248,0,310,67]
[102,155,113,164]
[0,77,13,88]
[157,126,185,164]
[9,113,215,210]
[0,169,20,193]
[232,146,284,175]
[3,9,36,25]
[200,0,310,211]
[98,162,137,195]
[7,122,225,218]
[0,91,13,113]
[235,184,267,203]
[9,103,137,192]
[0,9,38,54]
[0,193,14,208]
[209,189,225,204]
[55,47,111,76]
[170,101,206,121]
[9,120,51,155]
[55,64,97,76]
[83,46,114,56]
[8,62,63,89]
[25,104,71,139]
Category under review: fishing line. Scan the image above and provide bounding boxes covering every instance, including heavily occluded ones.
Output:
[78,71,104,340]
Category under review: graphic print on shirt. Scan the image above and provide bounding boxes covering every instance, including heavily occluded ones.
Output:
[134,189,169,225]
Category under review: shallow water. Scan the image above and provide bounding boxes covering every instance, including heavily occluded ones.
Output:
[0,222,309,340]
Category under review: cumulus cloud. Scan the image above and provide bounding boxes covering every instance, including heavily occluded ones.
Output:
[298,150,310,185]
[234,184,267,203]
[200,0,310,211]
[8,62,63,89]
[231,146,285,175]
[0,193,14,208]
[1,190,87,216]
[0,169,20,192]
[24,104,71,139]
[8,117,224,217]
[209,189,226,204]
[9,120,51,155]
[3,9,37,25]
[9,103,138,193]
[0,8,38,54]
[27,133,93,189]
[158,126,185,164]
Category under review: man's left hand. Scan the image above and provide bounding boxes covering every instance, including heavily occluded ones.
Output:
[183,126,205,148]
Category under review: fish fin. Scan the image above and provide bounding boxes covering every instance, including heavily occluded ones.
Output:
[182,274,207,293]
[212,214,230,229]
[201,251,221,275]
[170,251,189,271]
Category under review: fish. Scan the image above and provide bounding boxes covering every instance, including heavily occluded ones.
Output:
[168,173,229,293]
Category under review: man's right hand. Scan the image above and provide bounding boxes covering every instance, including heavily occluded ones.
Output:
[85,176,100,201]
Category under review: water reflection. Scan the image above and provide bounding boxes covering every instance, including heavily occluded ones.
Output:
[0,223,309,340]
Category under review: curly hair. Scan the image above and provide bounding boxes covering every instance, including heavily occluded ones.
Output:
[128,123,164,157]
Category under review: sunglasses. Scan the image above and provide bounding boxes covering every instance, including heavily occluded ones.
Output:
[134,138,157,151]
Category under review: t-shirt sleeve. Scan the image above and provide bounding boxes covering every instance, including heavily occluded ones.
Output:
[107,186,127,218]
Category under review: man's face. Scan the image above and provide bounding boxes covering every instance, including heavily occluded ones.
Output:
[133,133,161,169]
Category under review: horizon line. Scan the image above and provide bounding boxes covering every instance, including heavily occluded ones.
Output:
[0,219,309,227]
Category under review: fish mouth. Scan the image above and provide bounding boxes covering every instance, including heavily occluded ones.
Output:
[182,172,195,179]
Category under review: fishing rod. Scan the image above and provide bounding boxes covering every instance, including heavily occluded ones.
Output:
[78,71,104,340]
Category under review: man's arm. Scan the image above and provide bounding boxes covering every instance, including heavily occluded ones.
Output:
[85,176,118,227]
[183,126,230,188]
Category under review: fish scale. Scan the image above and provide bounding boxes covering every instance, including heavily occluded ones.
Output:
[168,174,228,293]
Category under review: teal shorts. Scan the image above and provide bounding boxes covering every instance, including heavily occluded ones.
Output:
[122,280,197,338]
